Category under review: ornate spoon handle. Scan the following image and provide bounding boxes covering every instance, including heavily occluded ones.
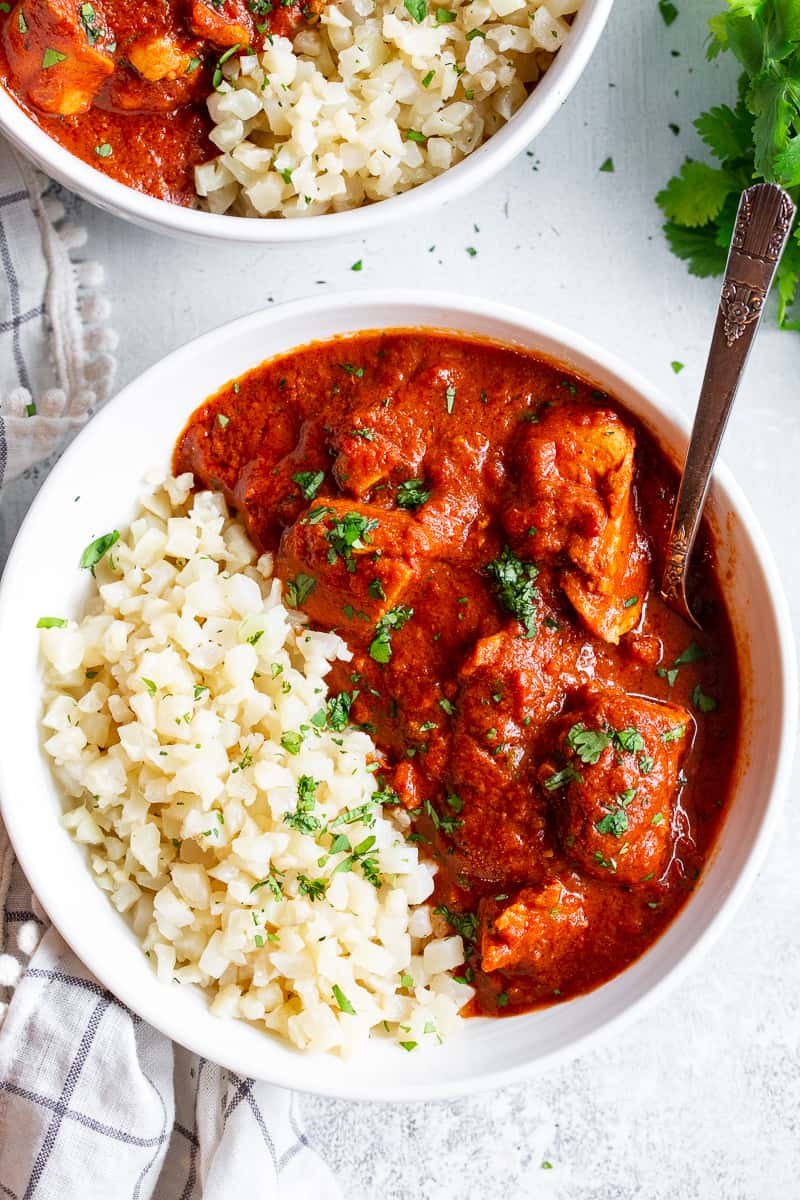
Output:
[660,182,796,625]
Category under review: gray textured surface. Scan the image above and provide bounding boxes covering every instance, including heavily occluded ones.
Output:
[2,0,799,1195]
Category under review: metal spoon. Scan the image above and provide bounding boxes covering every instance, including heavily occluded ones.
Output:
[660,182,796,627]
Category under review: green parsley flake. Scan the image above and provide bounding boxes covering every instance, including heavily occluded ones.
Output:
[404,0,426,20]
[566,723,611,765]
[292,469,324,499]
[332,984,356,1013]
[671,360,684,374]
[486,545,539,637]
[599,157,614,173]
[36,617,67,629]
[369,604,413,663]
[79,531,119,575]
[95,143,112,158]
[396,478,430,509]
[42,48,67,69]
[285,573,317,608]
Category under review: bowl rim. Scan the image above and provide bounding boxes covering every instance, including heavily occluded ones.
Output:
[0,289,796,1100]
[0,0,614,243]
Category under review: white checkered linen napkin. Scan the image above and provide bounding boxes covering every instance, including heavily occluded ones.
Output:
[0,138,342,1199]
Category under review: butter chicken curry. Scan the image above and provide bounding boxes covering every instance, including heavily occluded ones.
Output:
[174,331,739,1016]
[0,0,318,203]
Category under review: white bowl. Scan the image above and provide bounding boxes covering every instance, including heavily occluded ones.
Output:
[0,291,795,1100]
[0,1,613,244]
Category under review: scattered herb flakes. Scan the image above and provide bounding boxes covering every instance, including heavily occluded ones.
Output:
[623,595,638,608]
[281,730,304,756]
[486,545,539,637]
[671,360,685,374]
[661,724,686,744]
[465,245,478,256]
[566,723,611,764]
[657,666,679,687]
[213,41,242,89]
[433,904,478,949]
[614,727,645,754]
[399,1040,418,1051]
[396,478,430,509]
[599,156,614,172]
[658,0,678,26]
[292,469,324,499]
[42,47,67,69]
[325,510,378,571]
[595,808,629,837]
[421,68,435,86]
[692,683,718,713]
[404,0,426,21]
[674,640,704,665]
[651,812,666,826]
[141,677,157,696]
[438,697,456,716]
[435,5,456,20]
[326,690,355,731]
[36,617,67,629]
[543,763,583,791]
[216,413,230,428]
[406,129,427,142]
[17,9,27,32]
[497,991,509,1007]
[445,383,457,413]
[367,577,386,601]
[351,259,363,271]
[95,142,113,158]
[332,984,356,1014]
[285,572,317,608]
[369,604,413,663]
[79,531,119,575]
[297,873,327,901]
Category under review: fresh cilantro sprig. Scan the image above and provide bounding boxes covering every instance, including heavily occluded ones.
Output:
[656,1,800,329]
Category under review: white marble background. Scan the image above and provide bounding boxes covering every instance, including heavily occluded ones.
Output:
[2,0,799,1195]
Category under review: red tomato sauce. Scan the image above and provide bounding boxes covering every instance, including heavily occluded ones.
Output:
[174,330,741,1016]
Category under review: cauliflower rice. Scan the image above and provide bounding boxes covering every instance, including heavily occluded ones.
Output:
[195,0,582,217]
[39,472,474,1055]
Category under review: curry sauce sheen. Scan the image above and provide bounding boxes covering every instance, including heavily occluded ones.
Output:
[174,331,740,1017]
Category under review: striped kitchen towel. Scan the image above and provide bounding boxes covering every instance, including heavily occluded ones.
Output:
[0,137,342,1199]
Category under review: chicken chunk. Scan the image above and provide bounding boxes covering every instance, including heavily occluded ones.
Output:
[540,687,691,885]
[444,631,567,881]
[127,35,194,81]
[276,498,429,635]
[479,877,588,981]
[4,0,114,115]
[504,402,650,643]
[330,406,427,498]
[185,0,251,47]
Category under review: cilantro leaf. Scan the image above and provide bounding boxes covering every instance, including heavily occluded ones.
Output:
[662,221,729,278]
[694,102,754,161]
[656,160,737,227]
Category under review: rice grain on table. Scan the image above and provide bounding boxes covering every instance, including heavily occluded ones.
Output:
[195,0,582,217]
[39,472,474,1056]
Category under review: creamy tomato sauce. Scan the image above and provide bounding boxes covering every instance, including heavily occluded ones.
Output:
[174,330,740,1016]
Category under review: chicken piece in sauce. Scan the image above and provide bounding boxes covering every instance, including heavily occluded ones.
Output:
[479,877,588,980]
[4,0,114,115]
[541,687,691,885]
[504,401,650,644]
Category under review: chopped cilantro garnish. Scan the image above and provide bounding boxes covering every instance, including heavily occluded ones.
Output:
[292,469,324,500]
[284,572,316,608]
[566,723,612,764]
[396,478,430,509]
[543,763,583,791]
[486,545,539,637]
[36,617,67,629]
[332,984,355,1013]
[369,605,413,663]
[79,531,119,575]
